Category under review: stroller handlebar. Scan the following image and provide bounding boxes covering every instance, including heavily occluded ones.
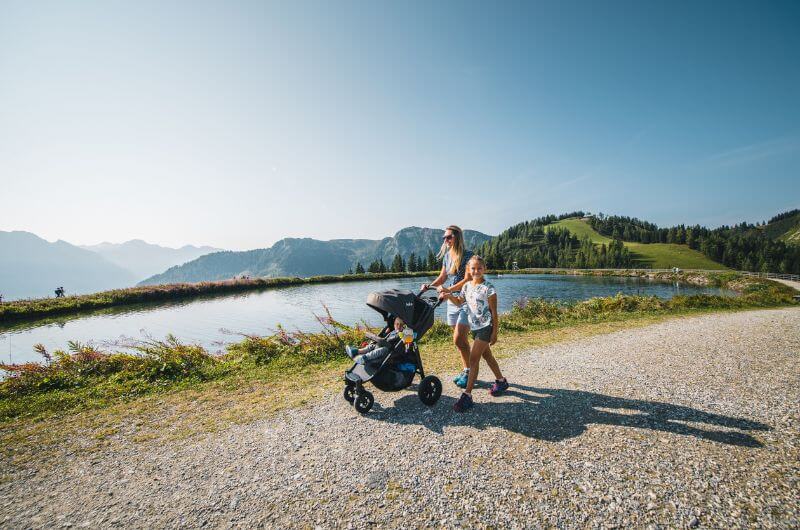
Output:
[418,284,446,309]
[417,284,437,296]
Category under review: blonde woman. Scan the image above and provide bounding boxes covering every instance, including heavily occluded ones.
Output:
[421,225,474,387]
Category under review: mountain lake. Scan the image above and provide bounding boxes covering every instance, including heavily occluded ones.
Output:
[0,274,735,364]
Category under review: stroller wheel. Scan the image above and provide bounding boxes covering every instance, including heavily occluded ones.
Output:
[418,376,442,406]
[343,383,356,403]
[354,390,374,414]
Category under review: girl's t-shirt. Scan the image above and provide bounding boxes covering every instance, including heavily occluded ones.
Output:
[462,280,496,330]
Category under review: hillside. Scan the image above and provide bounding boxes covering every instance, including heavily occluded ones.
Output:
[139,227,492,285]
[760,210,800,245]
[81,240,222,280]
[547,219,729,270]
[0,231,137,300]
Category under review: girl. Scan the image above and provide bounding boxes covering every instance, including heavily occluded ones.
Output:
[421,225,474,387]
[442,255,509,412]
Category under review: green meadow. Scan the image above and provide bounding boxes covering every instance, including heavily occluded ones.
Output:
[547,218,728,270]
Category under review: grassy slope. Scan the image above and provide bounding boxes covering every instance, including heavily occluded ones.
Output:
[760,212,800,245]
[547,218,728,270]
[784,227,800,245]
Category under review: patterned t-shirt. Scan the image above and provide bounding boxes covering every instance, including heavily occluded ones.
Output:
[461,280,497,331]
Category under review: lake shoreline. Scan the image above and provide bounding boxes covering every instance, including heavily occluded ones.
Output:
[0,268,756,324]
[0,273,795,426]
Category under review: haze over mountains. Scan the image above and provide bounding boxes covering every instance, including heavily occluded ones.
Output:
[80,240,222,280]
[0,227,491,299]
[0,234,221,300]
[139,227,492,286]
[0,231,138,300]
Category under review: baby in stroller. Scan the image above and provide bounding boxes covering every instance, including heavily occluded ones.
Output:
[343,287,444,413]
[345,317,407,365]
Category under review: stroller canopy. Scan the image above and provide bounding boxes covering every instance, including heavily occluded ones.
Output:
[366,289,436,338]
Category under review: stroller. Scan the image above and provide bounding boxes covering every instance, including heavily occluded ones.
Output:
[343,286,443,413]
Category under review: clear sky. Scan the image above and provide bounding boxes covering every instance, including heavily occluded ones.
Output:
[1,0,798,250]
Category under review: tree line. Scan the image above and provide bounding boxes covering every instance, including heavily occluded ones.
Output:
[350,249,441,275]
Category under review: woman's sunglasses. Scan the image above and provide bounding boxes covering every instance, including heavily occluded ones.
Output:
[442,234,454,241]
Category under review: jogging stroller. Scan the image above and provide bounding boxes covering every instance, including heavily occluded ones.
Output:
[343,286,443,413]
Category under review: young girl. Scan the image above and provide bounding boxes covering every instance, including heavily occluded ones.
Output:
[442,255,509,412]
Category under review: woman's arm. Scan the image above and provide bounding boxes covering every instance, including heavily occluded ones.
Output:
[488,293,498,345]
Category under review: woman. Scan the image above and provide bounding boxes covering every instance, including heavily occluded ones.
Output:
[422,225,500,389]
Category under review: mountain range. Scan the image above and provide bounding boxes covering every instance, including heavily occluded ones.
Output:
[139,227,492,286]
[3,210,798,300]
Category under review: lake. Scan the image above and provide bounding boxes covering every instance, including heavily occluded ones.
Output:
[0,274,733,364]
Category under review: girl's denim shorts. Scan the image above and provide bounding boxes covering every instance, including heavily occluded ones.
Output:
[471,325,493,342]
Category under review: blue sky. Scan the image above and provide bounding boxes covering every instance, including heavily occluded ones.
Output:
[1,0,798,250]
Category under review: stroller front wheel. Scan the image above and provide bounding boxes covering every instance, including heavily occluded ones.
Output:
[354,390,374,413]
[418,375,442,406]
[343,383,356,403]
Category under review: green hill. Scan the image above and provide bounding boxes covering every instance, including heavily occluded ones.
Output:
[546,218,728,270]
[760,210,800,245]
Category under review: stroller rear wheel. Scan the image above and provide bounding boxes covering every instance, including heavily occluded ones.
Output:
[343,383,356,403]
[418,375,442,406]
[354,390,374,414]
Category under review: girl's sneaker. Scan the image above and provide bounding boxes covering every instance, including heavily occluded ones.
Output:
[345,346,359,359]
[489,378,509,396]
[453,392,474,412]
[453,369,469,388]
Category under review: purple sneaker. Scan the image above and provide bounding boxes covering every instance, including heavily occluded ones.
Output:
[453,392,474,412]
[489,378,509,397]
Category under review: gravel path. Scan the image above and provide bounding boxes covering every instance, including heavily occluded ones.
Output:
[772,278,800,292]
[2,308,799,529]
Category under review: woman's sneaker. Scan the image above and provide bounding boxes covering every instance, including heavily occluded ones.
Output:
[453,369,469,388]
[453,392,474,412]
[489,378,509,396]
[345,346,359,359]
